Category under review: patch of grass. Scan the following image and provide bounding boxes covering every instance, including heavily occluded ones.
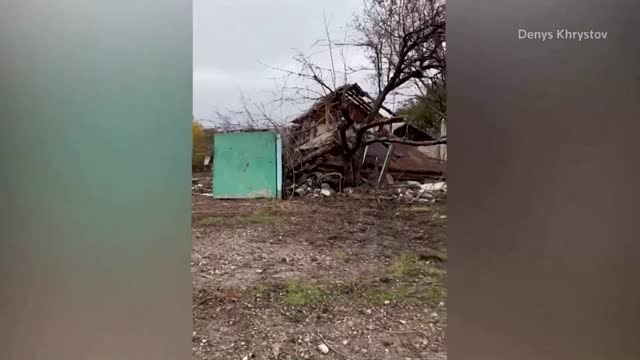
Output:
[424,284,447,305]
[283,282,331,307]
[241,308,254,317]
[363,285,417,304]
[196,211,276,227]
[253,284,271,298]
[425,267,447,278]
[418,249,448,263]
[331,249,348,261]
[389,255,428,278]
[197,216,225,226]
[388,254,447,283]
[402,206,434,213]
[244,212,275,224]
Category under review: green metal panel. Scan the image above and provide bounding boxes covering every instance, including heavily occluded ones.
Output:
[213,131,280,199]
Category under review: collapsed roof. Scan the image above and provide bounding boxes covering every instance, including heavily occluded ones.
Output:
[287,83,445,182]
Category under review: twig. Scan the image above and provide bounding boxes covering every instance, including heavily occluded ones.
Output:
[305,334,313,357]
[409,189,425,204]
[372,324,428,337]
[392,169,408,183]
[282,350,298,358]
[316,330,354,360]
[323,11,337,89]
[387,329,428,336]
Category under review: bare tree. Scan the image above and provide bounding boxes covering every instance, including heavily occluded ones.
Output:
[354,0,445,100]
[282,0,446,185]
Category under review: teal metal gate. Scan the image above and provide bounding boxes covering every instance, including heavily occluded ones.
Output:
[212,131,282,199]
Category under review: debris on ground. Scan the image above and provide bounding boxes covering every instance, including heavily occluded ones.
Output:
[317,343,330,354]
[192,172,213,196]
[320,188,334,197]
[289,178,447,207]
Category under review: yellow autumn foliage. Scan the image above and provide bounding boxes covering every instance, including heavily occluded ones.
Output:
[192,121,204,144]
[192,121,213,171]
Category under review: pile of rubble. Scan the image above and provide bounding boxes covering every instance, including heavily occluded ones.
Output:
[192,175,213,196]
[288,171,343,198]
[289,174,446,203]
[294,182,337,198]
[394,181,447,203]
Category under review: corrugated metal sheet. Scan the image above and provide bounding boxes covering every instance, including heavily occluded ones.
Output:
[364,142,445,180]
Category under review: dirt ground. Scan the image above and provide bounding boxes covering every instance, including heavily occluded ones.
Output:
[192,173,447,360]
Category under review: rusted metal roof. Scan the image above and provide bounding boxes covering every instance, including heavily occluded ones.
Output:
[364,142,445,180]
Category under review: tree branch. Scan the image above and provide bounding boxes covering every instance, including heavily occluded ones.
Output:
[359,116,406,132]
[365,137,447,146]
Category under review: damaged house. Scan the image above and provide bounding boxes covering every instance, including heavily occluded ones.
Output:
[392,120,447,161]
[286,83,445,188]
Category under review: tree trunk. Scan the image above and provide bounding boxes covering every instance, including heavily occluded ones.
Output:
[342,154,361,187]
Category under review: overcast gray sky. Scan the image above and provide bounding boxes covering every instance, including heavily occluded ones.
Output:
[193,0,370,125]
